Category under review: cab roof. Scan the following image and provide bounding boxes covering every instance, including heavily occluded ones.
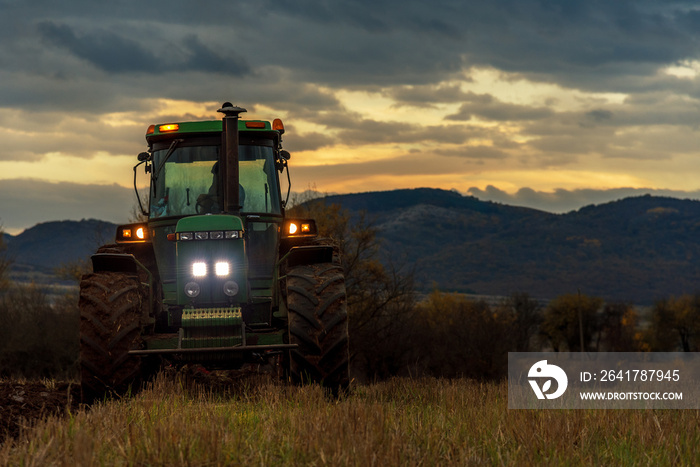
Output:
[146,120,276,139]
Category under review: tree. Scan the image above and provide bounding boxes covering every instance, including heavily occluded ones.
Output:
[649,295,700,351]
[495,292,542,352]
[540,292,603,352]
[597,302,642,351]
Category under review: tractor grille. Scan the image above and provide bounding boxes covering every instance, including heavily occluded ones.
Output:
[181,306,244,348]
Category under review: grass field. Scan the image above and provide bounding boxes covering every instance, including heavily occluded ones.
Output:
[1,374,700,466]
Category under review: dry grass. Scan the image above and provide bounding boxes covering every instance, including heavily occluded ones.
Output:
[2,375,700,466]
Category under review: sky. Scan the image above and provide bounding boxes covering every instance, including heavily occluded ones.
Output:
[2,0,700,235]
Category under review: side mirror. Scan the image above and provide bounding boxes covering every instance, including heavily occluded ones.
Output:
[137,152,151,162]
[280,150,291,161]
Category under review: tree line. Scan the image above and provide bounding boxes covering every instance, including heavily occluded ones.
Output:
[290,200,700,381]
[1,203,699,380]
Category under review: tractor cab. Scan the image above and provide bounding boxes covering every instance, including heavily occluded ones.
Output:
[136,107,289,314]
[147,128,282,218]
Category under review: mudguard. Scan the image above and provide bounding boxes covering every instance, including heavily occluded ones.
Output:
[91,253,140,275]
[283,245,334,268]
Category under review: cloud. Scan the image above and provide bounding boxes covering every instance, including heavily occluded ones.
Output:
[0,179,135,234]
[296,152,471,180]
[1,1,697,93]
[237,0,700,92]
[334,119,457,145]
[386,83,474,107]
[3,1,697,116]
[38,21,158,73]
[0,108,147,161]
[284,131,335,152]
[445,93,555,122]
[434,145,510,160]
[467,185,700,214]
[180,35,251,76]
[37,22,251,76]
[1,0,700,234]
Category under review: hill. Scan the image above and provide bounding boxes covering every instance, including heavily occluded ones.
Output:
[324,188,700,304]
[4,219,117,282]
[4,189,700,303]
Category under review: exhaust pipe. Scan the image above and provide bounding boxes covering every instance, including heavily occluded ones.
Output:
[218,102,247,213]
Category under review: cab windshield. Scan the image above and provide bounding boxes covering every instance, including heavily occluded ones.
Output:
[150,143,281,218]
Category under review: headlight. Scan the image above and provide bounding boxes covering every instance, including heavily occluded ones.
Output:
[116,223,150,243]
[215,262,230,277]
[282,219,317,238]
[185,282,200,298]
[195,231,209,240]
[223,281,239,297]
[192,262,207,277]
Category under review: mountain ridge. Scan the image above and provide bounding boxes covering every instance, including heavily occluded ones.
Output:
[4,189,700,304]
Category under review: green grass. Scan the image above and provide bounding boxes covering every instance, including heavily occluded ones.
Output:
[2,375,700,466]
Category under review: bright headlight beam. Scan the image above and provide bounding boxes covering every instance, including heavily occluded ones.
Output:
[215,262,230,277]
[192,262,207,277]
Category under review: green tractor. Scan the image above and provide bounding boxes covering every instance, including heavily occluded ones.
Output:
[78,103,349,399]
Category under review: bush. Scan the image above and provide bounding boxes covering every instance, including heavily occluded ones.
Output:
[406,290,514,379]
[0,284,78,379]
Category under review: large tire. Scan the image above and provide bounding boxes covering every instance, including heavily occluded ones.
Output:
[79,271,143,401]
[287,263,350,393]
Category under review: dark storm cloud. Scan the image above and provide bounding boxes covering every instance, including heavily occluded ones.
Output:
[38,21,156,73]
[235,0,700,91]
[264,0,463,40]
[37,21,251,76]
[458,1,699,83]
[2,0,697,92]
[180,35,250,75]
[3,0,698,112]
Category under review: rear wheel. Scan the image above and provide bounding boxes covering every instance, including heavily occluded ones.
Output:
[79,272,143,401]
[286,263,349,393]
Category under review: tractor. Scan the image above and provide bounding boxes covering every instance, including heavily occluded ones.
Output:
[78,103,349,399]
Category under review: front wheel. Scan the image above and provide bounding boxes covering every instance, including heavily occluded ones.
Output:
[79,271,143,401]
[286,263,350,394]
